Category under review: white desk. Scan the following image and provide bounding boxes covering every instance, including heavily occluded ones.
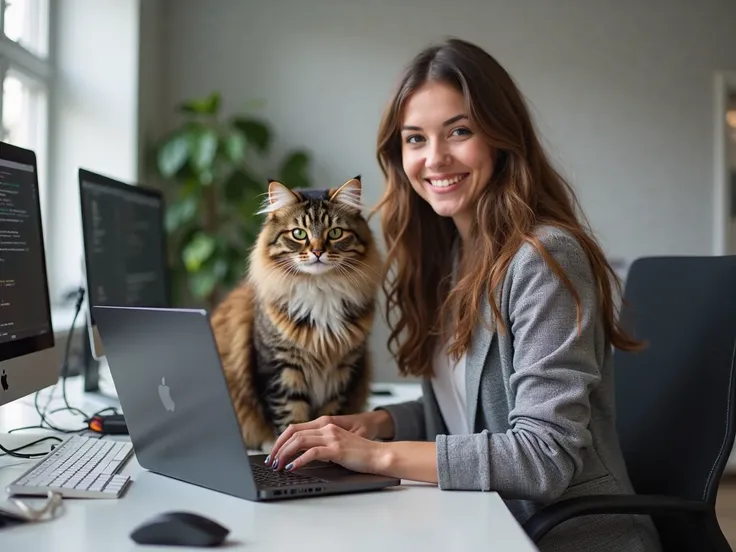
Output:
[0,376,539,552]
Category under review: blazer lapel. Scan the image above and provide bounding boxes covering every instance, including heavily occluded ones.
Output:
[465,282,499,431]
[465,316,494,431]
[451,240,495,431]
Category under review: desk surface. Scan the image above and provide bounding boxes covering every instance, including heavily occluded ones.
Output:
[0,375,538,552]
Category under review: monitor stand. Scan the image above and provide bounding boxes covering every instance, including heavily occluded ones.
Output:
[81,314,119,407]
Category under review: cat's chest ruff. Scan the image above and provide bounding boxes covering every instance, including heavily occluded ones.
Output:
[283,279,358,328]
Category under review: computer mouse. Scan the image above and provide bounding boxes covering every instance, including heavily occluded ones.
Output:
[130,511,230,547]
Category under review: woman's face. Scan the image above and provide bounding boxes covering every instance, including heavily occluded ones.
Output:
[400,81,494,235]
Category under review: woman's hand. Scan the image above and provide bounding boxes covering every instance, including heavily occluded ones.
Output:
[267,423,390,474]
[265,413,439,484]
[266,410,394,466]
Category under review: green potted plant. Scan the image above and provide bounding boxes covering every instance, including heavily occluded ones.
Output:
[152,91,312,309]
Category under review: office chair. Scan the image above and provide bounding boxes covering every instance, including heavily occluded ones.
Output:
[523,256,736,552]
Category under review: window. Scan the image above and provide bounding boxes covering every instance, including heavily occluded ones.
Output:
[0,0,51,214]
[3,0,48,58]
[2,68,46,148]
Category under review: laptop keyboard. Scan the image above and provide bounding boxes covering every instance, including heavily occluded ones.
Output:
[251,463,326,488]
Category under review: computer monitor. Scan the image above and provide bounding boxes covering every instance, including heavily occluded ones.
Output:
[0,141,57,407]
[78,169,170,363]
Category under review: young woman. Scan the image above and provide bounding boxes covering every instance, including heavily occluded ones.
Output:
[266,38,661,552]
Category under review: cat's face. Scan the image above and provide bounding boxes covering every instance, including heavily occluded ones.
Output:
[257,178,373,276]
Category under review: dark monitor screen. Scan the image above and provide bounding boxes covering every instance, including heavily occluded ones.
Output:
[0,142,54,363]
[79,169,169,330]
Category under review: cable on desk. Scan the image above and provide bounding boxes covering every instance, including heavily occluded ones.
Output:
[8,287,119,439]
[33,287,90,433]
[0,436,62,459]
[7,405,117,435]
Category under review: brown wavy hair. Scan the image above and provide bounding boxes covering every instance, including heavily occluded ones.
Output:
[373,37,640,378]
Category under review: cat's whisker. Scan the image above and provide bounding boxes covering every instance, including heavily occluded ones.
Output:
[340,257,383,277]
[335,264,370,295]
[338,266,369,290]
[339,259,381,284]
[276,264,302,282]
[272,261,295,272]
[270,267,297,282]
[334,264,361,289]
[271,258,300,274]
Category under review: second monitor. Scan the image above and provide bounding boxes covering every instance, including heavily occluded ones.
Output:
[78,169,170,361]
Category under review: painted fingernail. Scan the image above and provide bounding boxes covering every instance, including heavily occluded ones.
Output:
[272,459,279,470]
[285,462,294,471]
[264,455,270,465]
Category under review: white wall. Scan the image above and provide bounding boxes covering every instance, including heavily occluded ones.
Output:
[149,0,736,381]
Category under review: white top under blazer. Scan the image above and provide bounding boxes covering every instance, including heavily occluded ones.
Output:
[431,339,469,435]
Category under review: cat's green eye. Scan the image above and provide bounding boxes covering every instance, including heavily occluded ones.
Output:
[328,228,343,240]
[291,228,307,240]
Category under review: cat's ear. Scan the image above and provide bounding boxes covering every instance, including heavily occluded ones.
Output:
[258,180,299,215]
[329,175,363,212]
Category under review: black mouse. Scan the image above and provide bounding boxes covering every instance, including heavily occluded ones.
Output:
[130,511,230,547]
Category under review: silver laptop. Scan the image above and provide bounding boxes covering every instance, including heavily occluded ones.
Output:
[92,305,400,501]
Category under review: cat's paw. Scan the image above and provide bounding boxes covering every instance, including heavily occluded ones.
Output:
[260,440,276,454]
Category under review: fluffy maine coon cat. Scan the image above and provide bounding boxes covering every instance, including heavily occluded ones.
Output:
[211,176,383,451]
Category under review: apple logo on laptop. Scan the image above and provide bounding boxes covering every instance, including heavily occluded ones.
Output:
[1,370,7,391]
[158,377,175,412]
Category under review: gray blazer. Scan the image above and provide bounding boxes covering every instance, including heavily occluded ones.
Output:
[379,226,662,552]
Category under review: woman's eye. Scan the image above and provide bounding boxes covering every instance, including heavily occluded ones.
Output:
[404,134,424,144]
[291,228,307,240]
[451,127,471,137]
[328,228,343,239]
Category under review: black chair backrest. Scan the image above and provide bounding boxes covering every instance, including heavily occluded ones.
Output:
[293,188,329,200]
[613,256,736,505]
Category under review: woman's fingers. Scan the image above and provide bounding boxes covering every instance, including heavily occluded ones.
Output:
[285,446,333,471]
[267,417,333,464]
[273,432,329,470]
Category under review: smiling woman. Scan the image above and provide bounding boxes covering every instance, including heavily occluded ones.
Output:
[266,37,662,552]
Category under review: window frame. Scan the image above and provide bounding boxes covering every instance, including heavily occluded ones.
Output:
[0,0,53,229]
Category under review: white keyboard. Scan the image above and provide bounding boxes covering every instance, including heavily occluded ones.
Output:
[6,435,134,499]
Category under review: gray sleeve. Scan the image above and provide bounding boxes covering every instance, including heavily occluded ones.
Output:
[375,398,427,441]
[436,232,602,502]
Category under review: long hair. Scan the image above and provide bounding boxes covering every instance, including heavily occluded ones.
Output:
[374,37,640,378]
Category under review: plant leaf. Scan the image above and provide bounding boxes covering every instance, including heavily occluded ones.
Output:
[193,128,218,173]
[213,256,230,280]
[179,92,221,115]
[225,129,247,164]
[157,132,190,178]
[188,268,219,299]
[232,118,270,153]
[165,196,198,233]
[182,232,216,272]
[278,150,311,189]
